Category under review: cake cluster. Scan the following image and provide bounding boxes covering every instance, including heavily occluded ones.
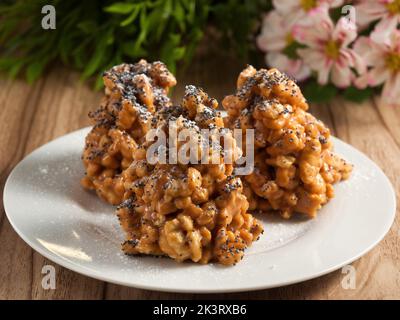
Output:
[223,66,352,219]
[81,61,352,265]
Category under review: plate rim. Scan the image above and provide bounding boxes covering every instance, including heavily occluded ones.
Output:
[3,127,397,293]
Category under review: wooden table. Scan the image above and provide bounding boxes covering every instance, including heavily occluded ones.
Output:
[0,55,399,300]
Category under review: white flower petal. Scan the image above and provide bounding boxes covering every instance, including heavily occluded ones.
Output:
[355,66,390,89]
[368,66,391,87]
[331,63,353,88]
[293,7,333,45]
[355,1,388,28]
[340,49,366,75]
[354,73,370,89]
[298,49,328,71]
[353,36,385,68]
[294,63,312,81]
[371,17,400,45]
[317,59,333,85]
[257,34,287,52]
[273,0,298,15]
[333,17,357,47]
[326,0,344,7]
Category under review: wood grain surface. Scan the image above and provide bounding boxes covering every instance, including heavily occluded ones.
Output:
[0,54,398,300]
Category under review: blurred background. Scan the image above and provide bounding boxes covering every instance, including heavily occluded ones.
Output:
[1,0,399,105]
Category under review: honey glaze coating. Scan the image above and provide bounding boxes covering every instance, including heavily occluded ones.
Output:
[223,65,352,219]
[117,86,263,265]
[81,60,176,204]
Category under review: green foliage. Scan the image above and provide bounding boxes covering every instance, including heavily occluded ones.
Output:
[343,86,374,103]
[303,80,374,104]
[211,0,271,59]
[0,0,268,87]
[282,41,305,60]
[303,81,338,104]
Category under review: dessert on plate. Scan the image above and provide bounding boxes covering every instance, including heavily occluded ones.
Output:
[81,60,352,265]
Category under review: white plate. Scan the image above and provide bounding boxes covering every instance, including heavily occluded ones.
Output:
[3,127,396,293]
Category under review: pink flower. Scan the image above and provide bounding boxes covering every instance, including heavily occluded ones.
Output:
[256,11,311,81]
[273,0,344,21]
[293,9,365,87]
[355,0,400,41]
[354,30,400,106]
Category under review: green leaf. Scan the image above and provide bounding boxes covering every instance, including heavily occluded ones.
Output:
[303,81,338,104]
[120,5,141,26]
[183,0,196,24]
[184,29,203,62]
[172,46,186,60]
[160,33,183,71]
[94,73,104,91]
[82,45,105,79]
[330,7,343,23]
[135,6,149,48]
[122,42,147,58]
[26,60,46,84]
[77,21,98,34]
[282,41,304,60]
[343,86,373,102]
[173,1,185,31]
[104,3,135,14]
[0,57,16,70]
[8,60,24,79]
[162,0,173,18]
